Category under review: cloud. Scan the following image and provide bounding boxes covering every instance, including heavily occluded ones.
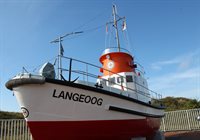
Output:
[150,67,199,87]
[149,66,200,98]
[151,59,180,70]
[149,49,200,98]
[150,49,200,71]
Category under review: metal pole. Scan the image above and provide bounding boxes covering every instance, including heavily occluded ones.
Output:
[51,31,83,80]
[112,5,121,52]
[58,37,62,80]
[69,58,72,82]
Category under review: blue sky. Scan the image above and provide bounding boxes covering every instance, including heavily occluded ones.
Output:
[0,0,200,112]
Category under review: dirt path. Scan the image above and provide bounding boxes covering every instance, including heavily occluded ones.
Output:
[164,131,200,140]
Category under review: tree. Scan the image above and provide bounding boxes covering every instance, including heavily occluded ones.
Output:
[161,97,200,111]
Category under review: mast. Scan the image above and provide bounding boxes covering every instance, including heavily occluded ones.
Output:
[112,4,121,52]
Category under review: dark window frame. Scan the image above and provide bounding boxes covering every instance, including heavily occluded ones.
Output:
[108,77,115,85]
[117,77,124,83]
[126,75,133,82]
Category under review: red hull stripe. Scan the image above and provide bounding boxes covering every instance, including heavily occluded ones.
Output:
[28,119,161,140]
[109,105,164,118]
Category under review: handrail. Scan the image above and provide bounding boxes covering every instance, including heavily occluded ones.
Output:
[23,55,162,101]
[59,56,162,101]
[61,68,151,99]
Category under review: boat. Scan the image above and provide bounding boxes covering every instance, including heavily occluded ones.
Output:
[6,5,165,140]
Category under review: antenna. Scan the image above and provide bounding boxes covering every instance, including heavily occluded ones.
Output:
[51,31,83,80]
[112,5,121,52]
[111,5,126,52]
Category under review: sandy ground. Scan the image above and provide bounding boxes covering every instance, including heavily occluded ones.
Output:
[164,131,200,140]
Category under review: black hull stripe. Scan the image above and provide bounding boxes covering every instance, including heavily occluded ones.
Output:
[46,78,165,110]
[109,106,164,118]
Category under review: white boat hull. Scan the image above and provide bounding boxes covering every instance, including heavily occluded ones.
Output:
[7,76,164,140]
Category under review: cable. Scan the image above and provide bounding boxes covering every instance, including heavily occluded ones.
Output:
[72,8,110,32]
[84,24,105,33]
[55,8,111,42]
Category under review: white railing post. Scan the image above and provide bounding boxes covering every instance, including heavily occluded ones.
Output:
[0,119,33,140]
[162,117,166,132]
[16,120,19,140]
[4,120,7,140]
[13,120,16,140]
[0,120,3,140]
[10,120,13,140]
[186,110,191,130]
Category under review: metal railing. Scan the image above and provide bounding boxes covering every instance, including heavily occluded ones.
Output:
[0,119,32,140]
[60,56,163,101]
[160,108,200,132]
[21,55,163,104]
[101,47,131,56]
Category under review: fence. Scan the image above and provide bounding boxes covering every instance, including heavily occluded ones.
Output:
[160,108,200,132]
[0,119,32,140]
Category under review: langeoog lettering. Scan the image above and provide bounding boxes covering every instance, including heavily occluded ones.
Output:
[52,89,103,106]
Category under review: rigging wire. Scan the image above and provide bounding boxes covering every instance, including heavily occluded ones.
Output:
[58,24,105,41]
[82,24,105,33]
[110,27,116,48]
[72,9,110,32]
[51,7,110,43]
[123,29,130,51]
[105,15,113,49]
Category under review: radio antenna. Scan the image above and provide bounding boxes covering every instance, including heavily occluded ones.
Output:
[51,31,83,80]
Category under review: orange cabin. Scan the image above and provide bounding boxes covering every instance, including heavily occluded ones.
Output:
[99,51,136,76]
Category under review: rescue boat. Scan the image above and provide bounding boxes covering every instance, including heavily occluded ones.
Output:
[6,5,165,140]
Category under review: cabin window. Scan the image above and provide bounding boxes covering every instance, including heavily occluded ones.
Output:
[126,75,133,82]
[108,77,115,85]
[99,79,106,86]
[117,77,124,83]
